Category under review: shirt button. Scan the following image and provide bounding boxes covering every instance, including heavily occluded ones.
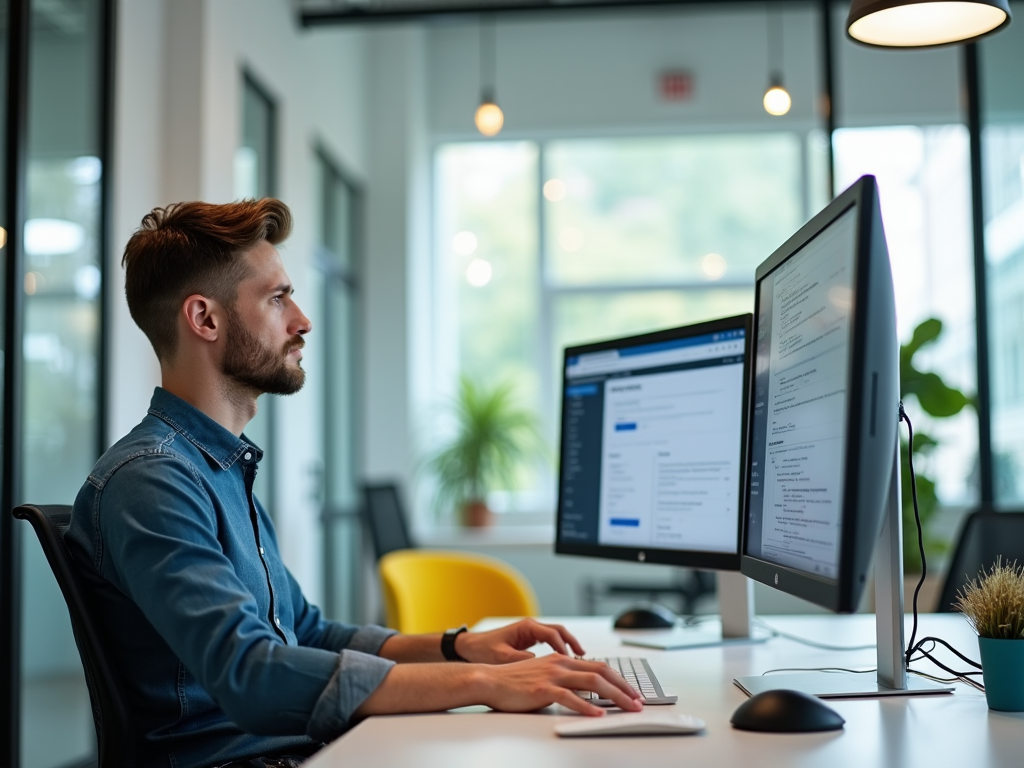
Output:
[243,452,252,461]
[258,547,265,555]
[274,617,282,627]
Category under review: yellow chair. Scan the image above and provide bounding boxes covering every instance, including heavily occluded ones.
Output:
[379,549,540,634]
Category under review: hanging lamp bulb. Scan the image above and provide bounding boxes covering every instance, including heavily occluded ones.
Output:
[762,9,790,117]
[847,0,1011,48]
[474,17,503,137]
[764,77,792,116]
[475,91,504,137]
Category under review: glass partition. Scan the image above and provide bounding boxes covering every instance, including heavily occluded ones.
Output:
[19,0,106,765]
[980,2,1024,507]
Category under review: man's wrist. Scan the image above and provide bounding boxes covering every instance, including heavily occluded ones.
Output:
[441,625,469,662]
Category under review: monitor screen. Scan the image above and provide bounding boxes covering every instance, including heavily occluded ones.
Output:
[745,206,857,580]
[555,315,752,571]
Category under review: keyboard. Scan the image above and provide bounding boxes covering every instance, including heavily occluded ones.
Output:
[576,657,678,706]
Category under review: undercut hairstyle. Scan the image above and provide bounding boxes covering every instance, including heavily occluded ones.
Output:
[122,198,292,361]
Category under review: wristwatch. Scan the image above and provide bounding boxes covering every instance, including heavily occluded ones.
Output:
[442,624,469,662]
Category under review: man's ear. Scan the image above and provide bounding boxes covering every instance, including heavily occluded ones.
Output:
[181,294,223,343]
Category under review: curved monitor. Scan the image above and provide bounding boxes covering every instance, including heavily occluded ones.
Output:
[555,314,752,571]
[741,175,898,613]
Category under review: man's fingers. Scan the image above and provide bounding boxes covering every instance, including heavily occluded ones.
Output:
[546,623,586,657]
[562,670,642,711]
[550,688,606,717]
[534,624,569,655]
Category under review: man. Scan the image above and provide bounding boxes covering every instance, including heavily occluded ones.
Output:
[67,199,640,768]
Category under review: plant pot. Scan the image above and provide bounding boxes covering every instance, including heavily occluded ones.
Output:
[978,637,1024,711]
[462,500,494,528]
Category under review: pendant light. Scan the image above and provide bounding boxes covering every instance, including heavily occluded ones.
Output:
[474,17,504,137]
[763,8,791,117]
[847,0,1011,48]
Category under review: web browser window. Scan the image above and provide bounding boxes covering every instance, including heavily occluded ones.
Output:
[559,329,746,554]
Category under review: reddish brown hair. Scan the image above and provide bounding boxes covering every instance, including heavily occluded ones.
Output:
[122,198,292,360]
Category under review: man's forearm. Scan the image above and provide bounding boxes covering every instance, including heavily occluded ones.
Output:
[354,662,486,715]
[378,632,447,663]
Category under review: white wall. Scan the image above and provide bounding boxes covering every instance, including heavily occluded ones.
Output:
[110,0,368,603]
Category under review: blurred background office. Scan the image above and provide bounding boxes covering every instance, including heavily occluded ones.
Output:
[0,0,1021,765]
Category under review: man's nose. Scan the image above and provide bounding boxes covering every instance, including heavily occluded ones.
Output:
[292,305,312,336]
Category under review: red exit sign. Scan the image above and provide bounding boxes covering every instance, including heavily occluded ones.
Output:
[658,70,694,102]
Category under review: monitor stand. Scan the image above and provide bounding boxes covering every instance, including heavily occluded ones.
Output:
[618,571,771,650]
[733,441,954,698]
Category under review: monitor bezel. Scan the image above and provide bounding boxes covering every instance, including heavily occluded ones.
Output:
[740,176,883,612]
[554,313,753,572]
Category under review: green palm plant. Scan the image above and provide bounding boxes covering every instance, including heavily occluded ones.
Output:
[900,317,972,572]
[429,376,544,525]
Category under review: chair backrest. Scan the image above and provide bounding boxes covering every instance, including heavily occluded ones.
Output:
[937,510,1024,612]
[13,504,133,768]
[379,549,540,634]
[361,483,413,560]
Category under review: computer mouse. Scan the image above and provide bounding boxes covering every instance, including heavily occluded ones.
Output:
[555,710,706,737]
[730,689,845,733]
[612,604,678,630]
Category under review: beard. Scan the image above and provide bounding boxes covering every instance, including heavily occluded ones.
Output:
[221,305,306,396]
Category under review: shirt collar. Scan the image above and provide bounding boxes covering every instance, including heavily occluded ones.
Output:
[147,387,264,470]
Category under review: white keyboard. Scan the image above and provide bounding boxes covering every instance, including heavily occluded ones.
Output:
[576,657,678,706]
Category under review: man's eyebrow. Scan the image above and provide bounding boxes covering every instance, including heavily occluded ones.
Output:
[271,283,294,295]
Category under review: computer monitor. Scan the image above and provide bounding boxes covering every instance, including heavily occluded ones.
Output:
[555,314,762,647]
[735,175,951,697]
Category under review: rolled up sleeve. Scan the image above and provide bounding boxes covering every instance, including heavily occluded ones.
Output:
[307,650,396,741]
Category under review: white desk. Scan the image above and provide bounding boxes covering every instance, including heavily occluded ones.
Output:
[306,615,1024,768]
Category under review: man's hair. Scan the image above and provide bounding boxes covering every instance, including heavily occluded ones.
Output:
[122,198,292,361]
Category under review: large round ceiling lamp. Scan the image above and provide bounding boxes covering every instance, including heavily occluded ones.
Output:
[847,0,1011,48]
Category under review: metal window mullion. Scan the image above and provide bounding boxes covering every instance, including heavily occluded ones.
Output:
[965,43,994,509]
[2,0,31,765]
[820,0,836,199]
[538,142,555,492]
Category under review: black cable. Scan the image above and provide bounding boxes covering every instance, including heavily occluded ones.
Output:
[899,401,927,663]
[899,403,985,691]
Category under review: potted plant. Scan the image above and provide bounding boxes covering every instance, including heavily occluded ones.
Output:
[956,558,1024,711]
[899,318,971,575]
[428,376,543,527]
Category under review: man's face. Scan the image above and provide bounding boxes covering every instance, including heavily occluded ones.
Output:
[220,241,311,396]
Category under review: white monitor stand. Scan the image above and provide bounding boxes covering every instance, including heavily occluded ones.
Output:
[617,570,770,650]
[733,442,954,697]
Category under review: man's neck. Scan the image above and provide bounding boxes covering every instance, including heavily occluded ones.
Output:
[161,366,258,437]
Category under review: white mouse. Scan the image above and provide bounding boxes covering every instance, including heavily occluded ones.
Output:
[554,710,706,737]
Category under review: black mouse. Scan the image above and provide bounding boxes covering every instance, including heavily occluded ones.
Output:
[612,603,678,629]
[730,689,845,733]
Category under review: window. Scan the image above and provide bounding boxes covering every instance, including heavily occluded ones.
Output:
[433,132,816,516]
[981,2,1024,505]
[234,71,278,510]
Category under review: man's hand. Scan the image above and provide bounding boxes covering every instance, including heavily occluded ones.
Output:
[455,618,585,664]
[356,653,643,718]
[478,654,644,716]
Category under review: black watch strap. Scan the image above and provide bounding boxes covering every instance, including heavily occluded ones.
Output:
[441,625,469,662]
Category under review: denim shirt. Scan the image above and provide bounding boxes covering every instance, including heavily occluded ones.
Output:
[66,388,397,768]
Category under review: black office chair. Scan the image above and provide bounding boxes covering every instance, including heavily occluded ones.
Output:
[13,504,134,768]
[361,482,415,561]
[936,510,1024,613]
